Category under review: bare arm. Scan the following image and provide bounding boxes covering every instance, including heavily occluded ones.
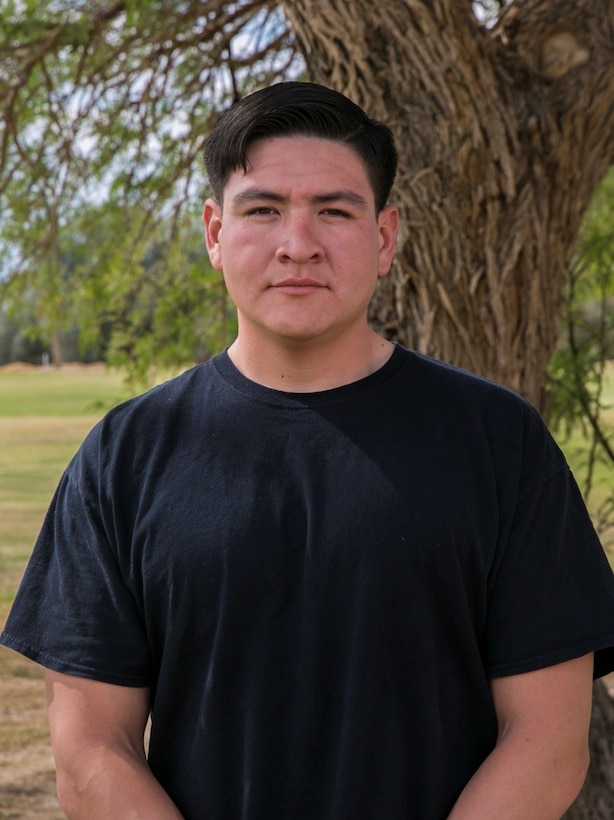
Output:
[447,653,594,819]
[45,670,184,819]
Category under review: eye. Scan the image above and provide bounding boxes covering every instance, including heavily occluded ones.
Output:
[321,208,351,218]
[247,207,278,216]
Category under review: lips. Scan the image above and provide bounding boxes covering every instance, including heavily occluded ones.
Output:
[273,277,326,289]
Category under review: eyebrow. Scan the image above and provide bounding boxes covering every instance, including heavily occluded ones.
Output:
[229,188,369,210]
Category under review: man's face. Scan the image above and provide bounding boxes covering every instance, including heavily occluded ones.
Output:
[204,136,398,349]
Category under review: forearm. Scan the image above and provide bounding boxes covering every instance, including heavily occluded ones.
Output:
[447,730,589,819]
[55,742,184,819]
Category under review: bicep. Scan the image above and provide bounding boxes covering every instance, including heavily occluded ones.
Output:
[490,652,594,749]
[45,669,150,762]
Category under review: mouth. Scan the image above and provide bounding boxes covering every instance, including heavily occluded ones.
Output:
[272,277,327,294]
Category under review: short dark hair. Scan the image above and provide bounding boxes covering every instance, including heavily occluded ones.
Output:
[204,82,398,213]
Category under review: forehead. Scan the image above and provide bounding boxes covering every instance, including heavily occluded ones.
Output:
[224,136,373,196]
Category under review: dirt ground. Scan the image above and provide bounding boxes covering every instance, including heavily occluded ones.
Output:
[0,362,107,373]
[0,663,63,818]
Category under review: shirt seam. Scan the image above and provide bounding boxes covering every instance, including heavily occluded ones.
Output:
[0,631,151,687]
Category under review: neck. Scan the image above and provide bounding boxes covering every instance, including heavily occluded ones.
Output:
[227,330,394,392]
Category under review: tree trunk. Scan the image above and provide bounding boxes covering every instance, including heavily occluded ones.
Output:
[279,0,614,814]
[565,679,614,819]
[50,329,63,368]
[280,0,614,410]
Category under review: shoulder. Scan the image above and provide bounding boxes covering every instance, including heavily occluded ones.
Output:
[398,347,527,404]
[67,357,226,481]
[395,346,544,430]
[106,358,217,425]
[394,347,567,492]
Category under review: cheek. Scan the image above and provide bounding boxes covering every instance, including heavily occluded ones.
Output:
[221,265,255,301]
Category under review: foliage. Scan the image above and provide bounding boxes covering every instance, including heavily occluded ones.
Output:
[2,193,236,383]
[0,307,104,366]
[0,305,46,365]
[548,170,614,540]
[58,203,236,387]
[0,0,300,383]
[0,0,298,242]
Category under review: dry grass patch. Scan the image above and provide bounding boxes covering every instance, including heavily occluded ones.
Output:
[0,411,110,817]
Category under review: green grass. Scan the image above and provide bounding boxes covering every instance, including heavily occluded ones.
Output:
[0,365,128,416]
[0,367,131,627]
[0,366,132,816]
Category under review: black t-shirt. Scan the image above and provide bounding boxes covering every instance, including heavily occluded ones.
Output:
[3,346,614,819]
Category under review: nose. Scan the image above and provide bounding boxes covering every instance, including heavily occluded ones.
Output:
[275,214,323,264]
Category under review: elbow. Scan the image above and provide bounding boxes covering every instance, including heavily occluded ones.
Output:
[554,742,591,814]
[53,749,104,817]
[54,765,82,817]
[565,744,591,806]
[577,743,591,787]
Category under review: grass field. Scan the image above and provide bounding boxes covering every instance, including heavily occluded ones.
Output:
[0,365,128,818]
[0,367,130,618]
[0,361,612,816]
[0,364,130,417]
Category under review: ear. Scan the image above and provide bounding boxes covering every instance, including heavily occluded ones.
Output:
[377,204,399,278]
[203,198,223,271]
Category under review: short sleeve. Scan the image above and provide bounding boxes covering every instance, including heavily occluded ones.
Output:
[1,458,152,687]
[485,462,614,680]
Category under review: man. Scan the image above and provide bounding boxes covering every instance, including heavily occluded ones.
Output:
[2,82,614,819]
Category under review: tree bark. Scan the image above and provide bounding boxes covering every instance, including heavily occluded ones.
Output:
[280,0,614,411]
[565,679,614,819]
[50,329,63,368]
[279,0,614,815]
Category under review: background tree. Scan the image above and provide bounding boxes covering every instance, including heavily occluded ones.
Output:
[0,0,297,382]
[0,303,48,365]
[546,171,614,817]
[1,0,613,815]
[549,169,614,550]
[280,0,614,412]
